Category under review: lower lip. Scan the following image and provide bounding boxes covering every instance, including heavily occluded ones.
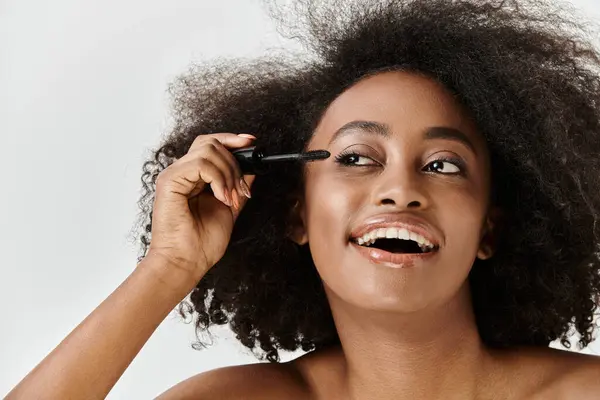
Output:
[350,241,439,268]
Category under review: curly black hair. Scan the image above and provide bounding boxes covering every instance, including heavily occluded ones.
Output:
[131,0,600,363]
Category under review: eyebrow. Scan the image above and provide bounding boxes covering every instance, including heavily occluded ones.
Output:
[327,120,477,155]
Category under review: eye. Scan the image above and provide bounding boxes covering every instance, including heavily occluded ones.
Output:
[335,151,466,175]
[424,157,465,175]
[334,151,378,166]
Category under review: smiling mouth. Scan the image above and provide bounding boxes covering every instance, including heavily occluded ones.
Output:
[351,238,439,254]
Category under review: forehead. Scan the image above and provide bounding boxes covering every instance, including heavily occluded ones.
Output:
[310,71,483,148]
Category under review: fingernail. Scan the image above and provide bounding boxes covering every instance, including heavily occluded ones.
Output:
[231,188,240,209]
[239,177,252,198]
[238,134,257,139]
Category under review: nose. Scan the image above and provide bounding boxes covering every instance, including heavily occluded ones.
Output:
[369,165,430,209]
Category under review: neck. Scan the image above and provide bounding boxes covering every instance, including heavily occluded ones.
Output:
[325,281,496,400]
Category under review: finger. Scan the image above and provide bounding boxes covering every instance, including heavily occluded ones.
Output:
[195,158,230,205]
[189,135,254,205]
[163,157,230,206]
[241,175,256,198]
[232,174,256,222]
[195,142,238,201]
[184,143,241,206]
[184,134,256,207]
[189,133,256,153]
[211,142,247,203]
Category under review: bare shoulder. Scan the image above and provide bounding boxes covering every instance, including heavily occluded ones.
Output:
[547,348,600,399]
[502,346,600,399]
[155,361,311,400]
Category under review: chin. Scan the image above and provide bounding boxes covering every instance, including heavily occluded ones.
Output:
[319,262,438,313]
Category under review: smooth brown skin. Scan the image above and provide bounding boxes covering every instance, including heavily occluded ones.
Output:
[7,71,600,400]
[293,70,498,399]
[280,71,600,399]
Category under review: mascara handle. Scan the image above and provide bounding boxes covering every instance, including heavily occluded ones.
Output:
[231,146,268,175]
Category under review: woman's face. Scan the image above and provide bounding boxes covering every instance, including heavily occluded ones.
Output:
[297,70,495,312]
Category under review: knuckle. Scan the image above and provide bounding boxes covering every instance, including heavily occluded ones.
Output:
[189,134,218,152]
[189,135,206,149]
[196,157,209,169]
[206,137,220,148]
[197,141,218,156]
[155,170,169,187]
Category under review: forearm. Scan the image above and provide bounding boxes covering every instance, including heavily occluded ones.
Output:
[6,255,199,400]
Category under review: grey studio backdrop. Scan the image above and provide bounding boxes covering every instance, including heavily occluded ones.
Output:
[1,0,599,398]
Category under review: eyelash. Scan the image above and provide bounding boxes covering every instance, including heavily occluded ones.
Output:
[334,150,466,175]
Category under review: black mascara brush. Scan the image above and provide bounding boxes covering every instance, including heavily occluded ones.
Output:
[232,146,330,174]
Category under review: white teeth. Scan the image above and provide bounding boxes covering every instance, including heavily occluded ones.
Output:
[354,227,436,251]
[398,229,410,240]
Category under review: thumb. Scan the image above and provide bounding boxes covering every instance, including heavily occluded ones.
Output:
[232,174,256,222]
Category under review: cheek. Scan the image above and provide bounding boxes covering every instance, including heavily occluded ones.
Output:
[442,189,487,256]
[304,176,355,257]
[306,178,352,234]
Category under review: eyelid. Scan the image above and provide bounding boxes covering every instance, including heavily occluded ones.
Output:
[334,149,380,166]
[338,143,380,154]
[426,156,467,175]
[427,151,468,170]
[335,149,467,175]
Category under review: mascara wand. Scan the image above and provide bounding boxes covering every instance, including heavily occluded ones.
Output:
[232,146,330,174]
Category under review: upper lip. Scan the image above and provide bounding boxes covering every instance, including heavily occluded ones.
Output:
[349,213,442,248]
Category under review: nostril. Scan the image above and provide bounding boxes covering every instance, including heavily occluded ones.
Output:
[379,199,422,207]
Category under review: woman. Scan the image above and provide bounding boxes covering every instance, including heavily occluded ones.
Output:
[7,0,600,398]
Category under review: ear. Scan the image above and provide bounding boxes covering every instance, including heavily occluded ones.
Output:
[477,206,503,260]
[287,197,308,245]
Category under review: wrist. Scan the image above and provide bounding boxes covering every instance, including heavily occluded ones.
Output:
[138,252,203,296]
